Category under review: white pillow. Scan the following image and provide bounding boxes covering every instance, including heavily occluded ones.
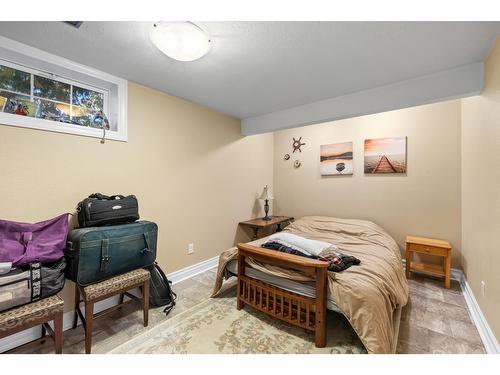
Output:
[266,233,333,257]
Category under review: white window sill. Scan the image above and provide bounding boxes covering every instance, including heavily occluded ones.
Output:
[0,112,127,141]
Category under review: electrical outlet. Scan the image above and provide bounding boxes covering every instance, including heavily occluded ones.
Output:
[481,281,486,297]
[187,243,194,254]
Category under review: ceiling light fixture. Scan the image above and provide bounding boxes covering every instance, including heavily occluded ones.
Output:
[150,22,211,62]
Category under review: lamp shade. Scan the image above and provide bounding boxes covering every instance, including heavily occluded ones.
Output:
[258,185,274,200]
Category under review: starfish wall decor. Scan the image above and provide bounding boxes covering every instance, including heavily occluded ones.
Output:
[292,137,305,153]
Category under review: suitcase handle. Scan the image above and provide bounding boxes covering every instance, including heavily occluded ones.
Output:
[139,231,152,254]
[100,239,110,272]
[89,193,125,200]
[99,233,151,273]
[141,232,152,254]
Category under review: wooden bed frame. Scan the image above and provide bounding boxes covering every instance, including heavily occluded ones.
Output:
[236,243,328,347]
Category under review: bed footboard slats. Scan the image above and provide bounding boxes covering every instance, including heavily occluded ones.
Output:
[236,243,328,348]
[238,274,317,332]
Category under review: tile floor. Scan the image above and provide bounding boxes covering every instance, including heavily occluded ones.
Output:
[397,273,485,354]
[6,269,485,354]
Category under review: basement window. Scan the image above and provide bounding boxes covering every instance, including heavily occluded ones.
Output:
[0,37,127,141]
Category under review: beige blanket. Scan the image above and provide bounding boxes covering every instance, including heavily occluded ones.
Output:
[212,216,409,354]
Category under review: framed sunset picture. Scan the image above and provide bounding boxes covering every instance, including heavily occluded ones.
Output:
[320,141,353,175]
[364,137,407,174]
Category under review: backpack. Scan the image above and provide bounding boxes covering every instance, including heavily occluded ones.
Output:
[147,262,176,315]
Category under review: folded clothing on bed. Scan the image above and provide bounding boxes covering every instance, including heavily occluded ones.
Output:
[262,233,361,272]
[321,251,361,272]
[264,232,333,257]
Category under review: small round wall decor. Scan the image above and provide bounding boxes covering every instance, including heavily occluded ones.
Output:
[294,160,302,168]
[284,153,290,160]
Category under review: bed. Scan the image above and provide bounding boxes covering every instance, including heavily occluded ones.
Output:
[212,216,409,354]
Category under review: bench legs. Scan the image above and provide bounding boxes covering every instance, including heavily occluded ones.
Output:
[74,278,150,354]
[54,310,63,354]
[118,293,125,308]
[143,279,149,327]
[84,301,94,354]
[38,312,63,353]
[73,286,79,328]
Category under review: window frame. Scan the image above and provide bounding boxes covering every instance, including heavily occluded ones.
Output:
[0,36,127,141]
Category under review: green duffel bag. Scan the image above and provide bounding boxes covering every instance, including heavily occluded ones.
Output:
[64,221,157,286]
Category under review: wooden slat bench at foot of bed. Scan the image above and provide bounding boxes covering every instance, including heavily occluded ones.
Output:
[236,243,328,348]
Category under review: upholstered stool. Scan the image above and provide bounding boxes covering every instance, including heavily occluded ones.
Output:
[73,268,150,354]
[0,295,64,354]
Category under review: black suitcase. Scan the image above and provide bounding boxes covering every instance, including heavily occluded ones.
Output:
[65,221,157,286]
[77,193,139,228]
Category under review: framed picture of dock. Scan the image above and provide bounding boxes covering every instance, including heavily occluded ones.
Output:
[320,141,353,175]
[364,137,407,174]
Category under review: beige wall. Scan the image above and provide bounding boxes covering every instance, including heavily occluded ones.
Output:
[461,37,500,341]
[1,41,498,344]
[273,100,462,267]
[0,82,273,310]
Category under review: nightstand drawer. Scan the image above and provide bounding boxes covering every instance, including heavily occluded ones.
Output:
[407,243,449,257]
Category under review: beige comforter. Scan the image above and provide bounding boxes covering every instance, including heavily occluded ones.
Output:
[212,216,409,354]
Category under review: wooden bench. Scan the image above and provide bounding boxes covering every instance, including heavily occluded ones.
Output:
[0,295,64,354]
[73,268,150,354]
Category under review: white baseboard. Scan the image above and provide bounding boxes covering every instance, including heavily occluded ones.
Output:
[402,259,499,354]
[459,274,500,354]
[168,255,219,285]
[0,255,219,353]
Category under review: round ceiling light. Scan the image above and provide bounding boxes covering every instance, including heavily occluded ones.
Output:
[150,22,211,62]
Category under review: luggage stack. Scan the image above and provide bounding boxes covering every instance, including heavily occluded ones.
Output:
[0,214,68,313]
[65,193,158,286]
[0,193,158,313]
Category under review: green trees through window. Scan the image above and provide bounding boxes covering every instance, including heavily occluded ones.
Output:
[72,85,104,127]
[0,63,105,127]
[34,75,70,102]
[0,65,30,94]
[0,65,31,113]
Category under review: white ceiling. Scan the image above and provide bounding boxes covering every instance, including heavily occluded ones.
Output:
[0,21,498,125]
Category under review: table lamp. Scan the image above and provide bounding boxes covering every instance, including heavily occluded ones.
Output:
[258,185,274,221]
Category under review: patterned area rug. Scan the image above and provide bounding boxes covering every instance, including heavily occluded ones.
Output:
[111,290,366,354]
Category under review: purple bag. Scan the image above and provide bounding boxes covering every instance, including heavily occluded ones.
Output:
[0,214,68,266]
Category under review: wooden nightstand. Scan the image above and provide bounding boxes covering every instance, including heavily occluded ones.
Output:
[405,235,452,288]
[239,216,294,240]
